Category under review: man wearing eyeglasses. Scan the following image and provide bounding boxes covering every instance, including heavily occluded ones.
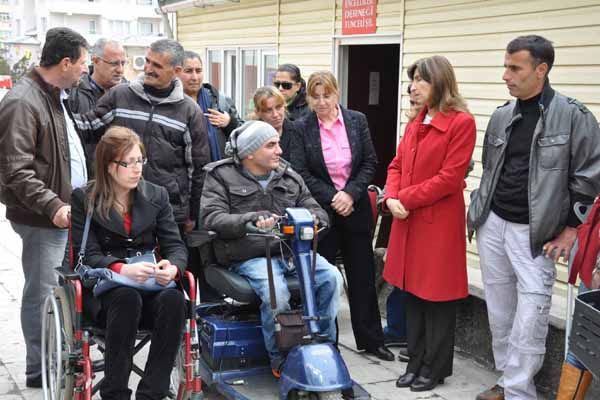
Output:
[69,39,127,114]
[69,39,127,174]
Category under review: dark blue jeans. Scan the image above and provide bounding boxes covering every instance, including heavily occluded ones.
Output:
[384,287,408,341]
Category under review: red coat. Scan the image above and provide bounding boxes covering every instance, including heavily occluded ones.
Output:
[569,198,600,288]
[383,108,476,301]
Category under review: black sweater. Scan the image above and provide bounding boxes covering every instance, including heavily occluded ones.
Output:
[491,93,541,224]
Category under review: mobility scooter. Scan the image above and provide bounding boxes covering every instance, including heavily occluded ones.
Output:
[185,207,370,399]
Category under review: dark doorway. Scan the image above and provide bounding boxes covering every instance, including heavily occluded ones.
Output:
[346,43,400,188]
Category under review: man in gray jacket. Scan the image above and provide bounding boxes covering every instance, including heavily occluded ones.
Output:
[468,35,600,400]
[200,120,342,376]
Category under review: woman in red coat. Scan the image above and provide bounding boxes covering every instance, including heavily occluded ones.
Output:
[383,55,476,392]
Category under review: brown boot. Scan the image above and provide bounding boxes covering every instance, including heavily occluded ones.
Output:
[556,362,593,400]
[476,384,504,400]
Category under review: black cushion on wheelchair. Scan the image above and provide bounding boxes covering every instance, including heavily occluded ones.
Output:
[204,264,301,304]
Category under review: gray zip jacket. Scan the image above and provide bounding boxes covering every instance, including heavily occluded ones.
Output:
[467,83,600,257]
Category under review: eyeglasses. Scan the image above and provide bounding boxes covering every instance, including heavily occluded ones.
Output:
[273,81,294,90]
[100,57,128,67]
[113,158,147,168]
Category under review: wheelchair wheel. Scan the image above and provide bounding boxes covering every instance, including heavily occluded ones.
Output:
[169,341,190,400]
[41,286,75,400]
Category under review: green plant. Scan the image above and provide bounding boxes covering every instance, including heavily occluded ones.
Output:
[10,53,31,82]
[0,54,9,75]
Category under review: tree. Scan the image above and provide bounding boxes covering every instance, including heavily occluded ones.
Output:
[0,54,9,75]
[10,53,31,82]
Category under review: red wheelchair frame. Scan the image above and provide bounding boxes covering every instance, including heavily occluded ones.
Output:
[41,266,204,400]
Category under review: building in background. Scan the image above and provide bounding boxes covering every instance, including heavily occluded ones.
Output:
[1,0,168,80]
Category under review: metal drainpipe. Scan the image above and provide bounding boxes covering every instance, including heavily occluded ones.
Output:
[276,0,281,60]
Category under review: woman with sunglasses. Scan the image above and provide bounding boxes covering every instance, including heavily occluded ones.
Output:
[71,126,187,400]
[249,86,298,161]
[291,71,393,362]
[272,63,310,121]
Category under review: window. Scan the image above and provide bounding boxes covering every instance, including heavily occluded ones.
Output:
[139,21,153,35]
[263,53,277,87]
[241,50,258,118]
[136,0,153,5]
[89,20,96,34]
[207,50,222,92]
[224,50,236,104]
[0,13,9,23]
[109,20,130,36]
[0,30,10,39]
[206,47,276,119]
[40,17,46,34]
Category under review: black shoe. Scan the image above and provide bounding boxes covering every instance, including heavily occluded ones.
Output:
[26,375,43,388]
[397,348,409,362]
[409,375,444,392]
[366,345,394,361]
[395,372,416,388]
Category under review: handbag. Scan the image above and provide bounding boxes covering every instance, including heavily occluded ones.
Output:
[75,199,176,297]
[263,236,310,353]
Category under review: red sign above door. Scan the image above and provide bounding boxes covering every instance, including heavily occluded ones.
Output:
[342,0,377,35]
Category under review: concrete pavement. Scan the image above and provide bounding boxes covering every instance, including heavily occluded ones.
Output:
[0,203,501,400]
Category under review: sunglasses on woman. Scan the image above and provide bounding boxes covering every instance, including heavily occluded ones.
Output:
[273,81,294,90]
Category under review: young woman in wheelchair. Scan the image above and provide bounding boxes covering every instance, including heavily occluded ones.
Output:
[71,126,188,400]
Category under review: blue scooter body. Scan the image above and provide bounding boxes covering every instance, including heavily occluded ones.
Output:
[278,208,353,398]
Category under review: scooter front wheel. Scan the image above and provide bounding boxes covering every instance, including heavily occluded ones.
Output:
[288,390,343,400]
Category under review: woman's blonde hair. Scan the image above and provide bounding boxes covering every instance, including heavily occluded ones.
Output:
[248,86,286,120]
[88,126,145,219]
[407,56,469,114]
[306,71,339,110]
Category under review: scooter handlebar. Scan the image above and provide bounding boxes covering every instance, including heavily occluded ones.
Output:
[245,221,270,235]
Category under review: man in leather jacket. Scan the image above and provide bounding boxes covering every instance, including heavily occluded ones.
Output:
[177,50,242,161]
[468,35,600,400]
[0,27,89,388]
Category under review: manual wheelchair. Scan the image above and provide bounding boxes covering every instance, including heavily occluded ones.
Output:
[41,260,203,400]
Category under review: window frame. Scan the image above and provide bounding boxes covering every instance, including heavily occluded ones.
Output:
[205,46,277,119]
[88,19,97,34]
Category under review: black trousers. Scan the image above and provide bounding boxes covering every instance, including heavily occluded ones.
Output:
[318,194,384,350]
[98,287,185,400]
[405,292,458,380]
